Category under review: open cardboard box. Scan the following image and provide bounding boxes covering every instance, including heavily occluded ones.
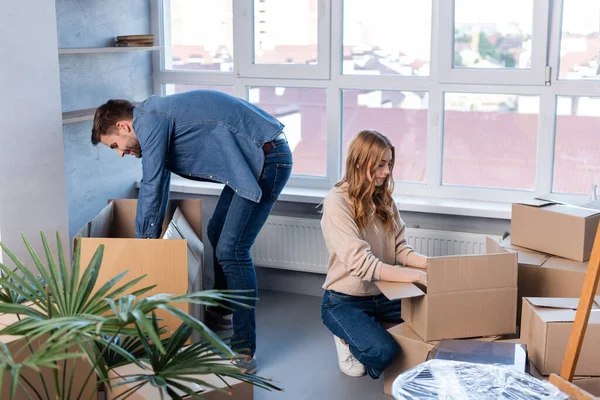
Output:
[499,236,599,326]
[511,198,600,262]
[520,297,600,376]
[74,199,203,334]
[376,238,518,342]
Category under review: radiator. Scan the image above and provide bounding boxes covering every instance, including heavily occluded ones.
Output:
[251,216,505,274]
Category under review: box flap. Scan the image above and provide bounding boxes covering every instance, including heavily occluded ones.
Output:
[525,297,600,323]
[526,297,598,310]
[426,253,517,294]
[515,199,560,207]
[376,281,425,300]
[76,202,114,239]
[548,204,600,219]
[111,200,137,238]
[485,237,508,254]
[542,256,589,272]
[499,236,550,266]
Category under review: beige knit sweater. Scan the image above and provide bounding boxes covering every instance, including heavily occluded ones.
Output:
[321,183,414,296]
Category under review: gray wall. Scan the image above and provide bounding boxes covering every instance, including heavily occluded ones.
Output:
[0,1,70,265]
[170,191,512,297]
[56,0,153,239]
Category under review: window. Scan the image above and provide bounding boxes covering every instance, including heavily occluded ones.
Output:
[558,0,599,80]
[253,0,318,65]
[164,84,233,96]
[453,0,533,69]
[342,90,428,182]
[249,87,327,177]
[553,96,600,195]
[342,0,432,76]
[155,0,598,203]
[164,0,233,72]
[443,93,539,190]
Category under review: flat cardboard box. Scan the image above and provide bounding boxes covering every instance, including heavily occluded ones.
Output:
[74,199,203,335]
[529,361,600,397]
[383,323,517,396]
[0,312,96,399]
[428,339,528,373]
[520,297,600,376]
[377,238,517,341]
[105,361,253,399]
[499,236,600,325]
[511,198,600,262]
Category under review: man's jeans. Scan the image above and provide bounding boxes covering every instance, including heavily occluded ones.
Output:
[207,138,292,356]
[321,290,402,378]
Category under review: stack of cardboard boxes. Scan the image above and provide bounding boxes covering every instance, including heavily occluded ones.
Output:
[382,198,600,397]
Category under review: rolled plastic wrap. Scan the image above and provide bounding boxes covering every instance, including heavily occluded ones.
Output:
[392,359,568,400]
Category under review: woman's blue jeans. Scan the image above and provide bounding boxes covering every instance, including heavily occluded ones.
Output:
[321,290,403,378]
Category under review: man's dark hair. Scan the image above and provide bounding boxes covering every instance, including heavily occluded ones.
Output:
[91,99,135,145]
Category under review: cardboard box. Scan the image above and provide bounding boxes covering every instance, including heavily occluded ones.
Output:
[499,236,599,325]
[384,323,437,395]
[520,297,600,376]
[0,313,96,399]
[511,199,600,262]
[529,361,600,397]
[74,199,203,335]
[105,362,253,399]
[383,323,517,396]
[377,238,518,342]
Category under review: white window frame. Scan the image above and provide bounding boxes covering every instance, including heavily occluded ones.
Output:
[437,0,550,86]
[234,0,331,80]
[151,0,596,205]
[545,0,600,199]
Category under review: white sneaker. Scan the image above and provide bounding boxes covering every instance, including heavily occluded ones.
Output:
[333,335,366,377]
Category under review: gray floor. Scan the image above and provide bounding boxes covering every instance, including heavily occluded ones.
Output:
[254,290,391,400]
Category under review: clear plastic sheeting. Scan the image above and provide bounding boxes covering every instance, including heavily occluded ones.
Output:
[392,359,568,400]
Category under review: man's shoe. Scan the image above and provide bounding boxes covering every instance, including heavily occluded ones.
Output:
[334,335,366,377]
[231,356,257,375]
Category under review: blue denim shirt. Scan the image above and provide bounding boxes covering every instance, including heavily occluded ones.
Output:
[133,90,284,238]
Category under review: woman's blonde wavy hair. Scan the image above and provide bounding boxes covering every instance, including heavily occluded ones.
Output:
[336,130,398,233]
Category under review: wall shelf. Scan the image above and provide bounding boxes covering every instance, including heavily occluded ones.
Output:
[58,46,161,54]
[62,108,95,124]
[62,102,141,124]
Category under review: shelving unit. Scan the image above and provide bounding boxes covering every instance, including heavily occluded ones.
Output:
[58,46,161,55]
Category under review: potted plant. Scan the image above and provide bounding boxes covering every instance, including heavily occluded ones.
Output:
[0,233,281,399]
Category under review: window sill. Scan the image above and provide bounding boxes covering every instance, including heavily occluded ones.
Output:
[149,176,512,220]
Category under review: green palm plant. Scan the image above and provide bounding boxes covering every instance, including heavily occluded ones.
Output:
[0,233,282,399]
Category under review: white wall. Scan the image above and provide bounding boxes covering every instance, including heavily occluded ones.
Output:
[0,1,69,267]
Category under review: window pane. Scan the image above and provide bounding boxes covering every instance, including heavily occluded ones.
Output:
[343,0,432,76]
[166,0,233,71]
[163,84,233,96]
[558,0,599,80]
[254,0,318,65]
[342,90,428,183]
[443,93,539,190]
[249,87,326,176]
[553,96,600,194]
[453,0,533,69]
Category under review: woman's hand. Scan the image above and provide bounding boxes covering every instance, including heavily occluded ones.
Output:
[412,268,427,287]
